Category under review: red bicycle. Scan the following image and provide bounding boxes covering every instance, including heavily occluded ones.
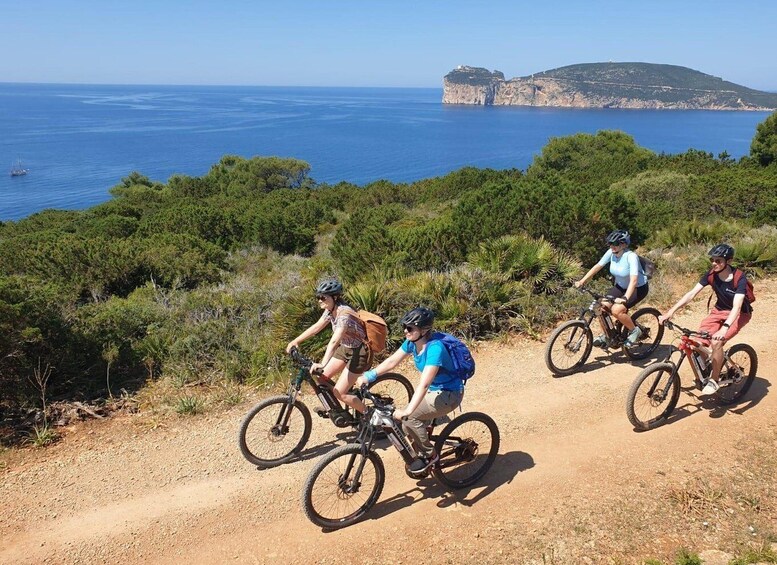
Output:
[626,320,757,431]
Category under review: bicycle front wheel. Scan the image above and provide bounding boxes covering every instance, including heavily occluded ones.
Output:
[624,307,664,360]
[626,362,680,431]
[301,443,385,529]
[544,320,593,376]
[433,412,500,490]
[238,395,312,468]
[717,343,757,405]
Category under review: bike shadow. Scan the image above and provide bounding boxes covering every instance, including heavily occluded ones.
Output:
[553,344,670,379]
[357,450,534,524]
[641,375,770,430]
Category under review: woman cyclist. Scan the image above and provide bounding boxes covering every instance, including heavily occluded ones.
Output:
[357,306,465,474]
[285,278,371,414]
[575,229,650,347]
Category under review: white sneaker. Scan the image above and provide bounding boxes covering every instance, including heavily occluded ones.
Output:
[701,380,720,396]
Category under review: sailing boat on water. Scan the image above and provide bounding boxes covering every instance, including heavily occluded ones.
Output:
[10,158,29,177]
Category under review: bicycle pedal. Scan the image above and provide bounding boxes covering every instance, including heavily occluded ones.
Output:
[314,408,330,418]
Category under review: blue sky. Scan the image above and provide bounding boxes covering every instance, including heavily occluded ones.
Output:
[3,0,776,90]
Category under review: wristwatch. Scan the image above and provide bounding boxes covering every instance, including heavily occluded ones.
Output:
[722,322,730,328]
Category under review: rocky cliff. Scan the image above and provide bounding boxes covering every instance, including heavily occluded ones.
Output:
[443,63,777,111]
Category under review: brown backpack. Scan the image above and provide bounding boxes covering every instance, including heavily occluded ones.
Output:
[349,310,388,353]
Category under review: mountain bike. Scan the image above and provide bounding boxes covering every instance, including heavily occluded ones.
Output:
[544,287,664,376]
[625,320,757,431]
[238,347,413,468]
[301,385,500,529]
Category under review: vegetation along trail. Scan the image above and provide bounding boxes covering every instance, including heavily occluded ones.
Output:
[1,289,776,564]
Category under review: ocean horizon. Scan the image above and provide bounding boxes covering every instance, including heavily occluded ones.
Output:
[1,82,773,222]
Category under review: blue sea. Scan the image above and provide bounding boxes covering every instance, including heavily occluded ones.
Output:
[0,83,772,221]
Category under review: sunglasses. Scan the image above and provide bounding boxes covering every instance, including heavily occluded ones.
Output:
[402,325,418,332]
[709,257,725,264]
[315,294,328,301]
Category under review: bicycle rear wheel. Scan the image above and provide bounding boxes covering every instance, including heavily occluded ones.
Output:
[717,343,757,405]
[301,444,385,529]
[433,412,500,490]
[544,320,593,376]
[624,307,664,360]
[626,362,680,431]
[238,395,312,468]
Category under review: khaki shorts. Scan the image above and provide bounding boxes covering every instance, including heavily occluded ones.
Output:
[333,343,372,373]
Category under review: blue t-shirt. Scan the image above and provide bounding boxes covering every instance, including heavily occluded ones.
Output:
[401,338,464,392]
[598,249,648,289]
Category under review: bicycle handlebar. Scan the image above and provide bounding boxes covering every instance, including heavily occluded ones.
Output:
[662,320,711,339]
[576,286,617,302]
[289,347,324,375]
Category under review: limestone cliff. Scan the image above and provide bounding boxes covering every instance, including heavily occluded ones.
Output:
[443,63,777,111]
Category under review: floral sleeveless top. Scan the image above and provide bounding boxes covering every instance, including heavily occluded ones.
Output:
[327,305,366,349]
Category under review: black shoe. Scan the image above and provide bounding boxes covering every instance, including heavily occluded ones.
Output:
[408,450,439,474]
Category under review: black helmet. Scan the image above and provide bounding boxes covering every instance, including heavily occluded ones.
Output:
[400,306,435,329]
[315,277,343,297]
[605,229,631,246]
[708,243,734,260]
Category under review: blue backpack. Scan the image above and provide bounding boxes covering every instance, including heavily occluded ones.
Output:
[432,332,476,381]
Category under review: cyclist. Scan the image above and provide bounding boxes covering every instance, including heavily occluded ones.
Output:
[285,277,371,413]
[357,306,464,474]
[574,229,650,347]
[658,243,753,395]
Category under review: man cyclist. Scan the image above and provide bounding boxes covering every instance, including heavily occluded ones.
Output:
[658,244,753,395]
[285,277,371,414]
[357,306,465,474]
[575,229,650,347]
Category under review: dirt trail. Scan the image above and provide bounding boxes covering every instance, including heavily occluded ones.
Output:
[2,290,776,564]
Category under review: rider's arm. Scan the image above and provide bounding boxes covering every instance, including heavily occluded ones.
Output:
[397,364,438,419]
[660,283,705,321]
[719,293,745,331]
[286,311,329,352]
[619,274,639,303]
[358,348,409,385]
[319,325,346,368]
[575,263,604,287]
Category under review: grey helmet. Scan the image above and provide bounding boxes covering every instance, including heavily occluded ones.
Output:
[708,243,734,260]
[605,229,631,246]
[315,278,343,297]
[400,306,435,329]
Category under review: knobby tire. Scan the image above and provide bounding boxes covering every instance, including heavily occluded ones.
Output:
[626,362,680,431]
[433,411,500,489]
[301,444,385,530]
[238,395,312,468]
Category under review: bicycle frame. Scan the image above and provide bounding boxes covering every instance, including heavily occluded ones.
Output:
[577,288,626,347]
[273,349,356,433]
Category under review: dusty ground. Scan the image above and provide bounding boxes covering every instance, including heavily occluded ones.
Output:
[1,289,776,565]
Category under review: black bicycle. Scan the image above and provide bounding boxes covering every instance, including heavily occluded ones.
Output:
[238,347,413,468]
[544,287,664,376]
[301,385,500,530]
[626,320,757,431]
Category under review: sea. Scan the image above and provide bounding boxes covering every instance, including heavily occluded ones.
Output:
[1,83,772,222]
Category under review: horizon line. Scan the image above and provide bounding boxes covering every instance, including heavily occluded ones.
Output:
[0,80,443,89]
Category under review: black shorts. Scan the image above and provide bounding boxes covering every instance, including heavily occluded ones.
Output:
[606,283,649,309]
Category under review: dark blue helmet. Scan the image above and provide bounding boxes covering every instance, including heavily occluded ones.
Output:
[606,229,631,246]
[400,306,435,329]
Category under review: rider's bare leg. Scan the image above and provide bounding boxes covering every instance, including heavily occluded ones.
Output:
[611,303,635,331]
[331,363,367,414]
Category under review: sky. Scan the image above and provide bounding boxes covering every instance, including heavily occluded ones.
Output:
[2,0,776,90]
